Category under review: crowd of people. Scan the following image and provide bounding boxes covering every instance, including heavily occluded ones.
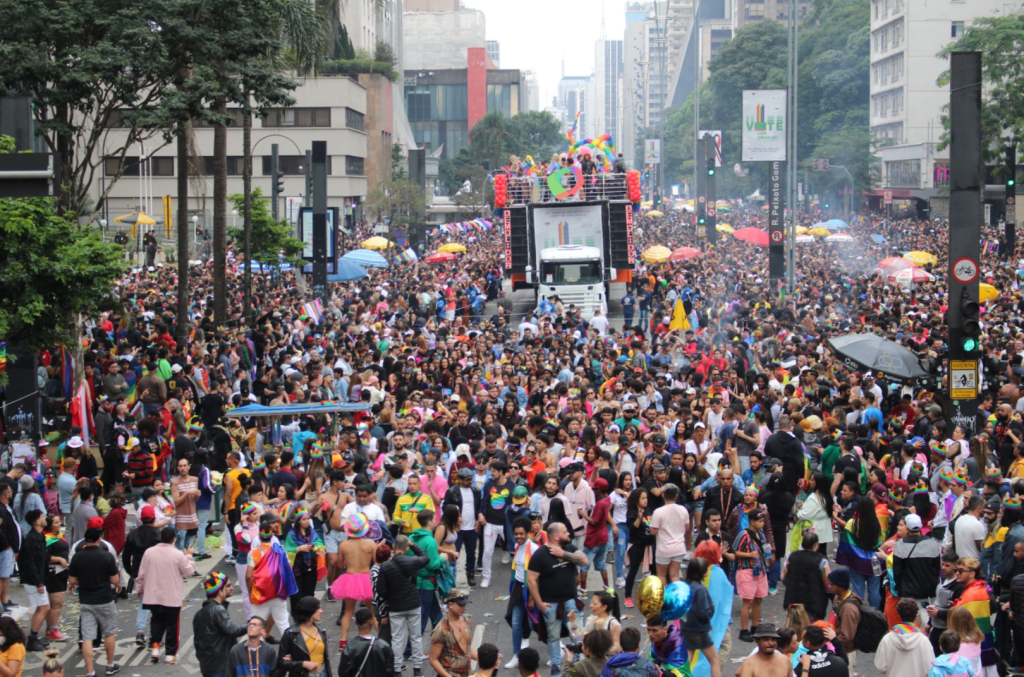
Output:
[3,193,1024,677]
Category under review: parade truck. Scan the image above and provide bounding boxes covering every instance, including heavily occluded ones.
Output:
[497,172,638,320]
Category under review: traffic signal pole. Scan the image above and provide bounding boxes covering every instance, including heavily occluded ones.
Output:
[695,133,707,238]
[1006,145,1016,258]
[946,52,983,437]
[271,143,280,222]
[705,135,717,245]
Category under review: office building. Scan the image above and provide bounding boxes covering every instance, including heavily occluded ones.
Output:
[558,75,591,134]
[732,0,810,29]
[592,39,623,141]
[486,40,501,67]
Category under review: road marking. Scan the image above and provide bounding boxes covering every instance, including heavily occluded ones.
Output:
[469,622,485,672]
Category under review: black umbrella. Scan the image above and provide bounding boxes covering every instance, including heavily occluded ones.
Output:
[827,333,929,383]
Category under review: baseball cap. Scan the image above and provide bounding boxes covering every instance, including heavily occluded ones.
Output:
[651,433,666,446]
[445,589,471,605]
[140,505,156,522]
[512,486,529,504]
[592,478,610,492]
[904,514,923,531]
[87,517,105,530]
[171,364,183,374]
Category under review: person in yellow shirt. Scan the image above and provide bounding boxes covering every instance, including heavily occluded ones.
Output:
[222,451,251,560]
[393,475,435,535]
[1008,446,1024,480]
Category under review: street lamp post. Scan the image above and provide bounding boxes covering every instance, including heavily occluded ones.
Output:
[192,214,200,261]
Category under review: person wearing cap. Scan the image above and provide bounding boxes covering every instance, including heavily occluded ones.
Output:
[136,525,196,664]
[477,461,514,588]
[736,622,790,677]
[826,568,863,667]
[193,571,247,677]
[429,588,476,677]
[68,515,122,677]
[891,512,942,619]
[332,513,382,648]
[123,503,162,646]
[445,467,481,587]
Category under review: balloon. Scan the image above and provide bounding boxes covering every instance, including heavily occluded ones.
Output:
[637,576,665,619]
[660,581,693,621]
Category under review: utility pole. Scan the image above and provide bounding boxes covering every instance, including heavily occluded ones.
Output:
[1006,145,1016,258]
[945,52,983,437]
[696,132,707,239]
[692,0,702,198]
[705,134,717,244]
[311,141,328,303]
[270,144,280,222]
[785,0,799,295]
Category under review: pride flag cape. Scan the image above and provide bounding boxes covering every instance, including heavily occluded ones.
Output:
[123,367,137,406]
[954,580,994,650]
[835,520,882,577]
[691,565,733,677]
[250,542,300,605]
[284,527,327,581]
[651,623,691,677]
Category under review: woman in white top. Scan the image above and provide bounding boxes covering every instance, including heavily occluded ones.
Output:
[684,423,715,474]
[795,470,834,556]
[582,591,622,654]
[610,473,632,588]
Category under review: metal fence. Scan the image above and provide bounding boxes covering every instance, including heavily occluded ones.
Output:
[505,172,632,206]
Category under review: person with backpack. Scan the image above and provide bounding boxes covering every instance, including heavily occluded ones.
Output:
[827,567,888,672]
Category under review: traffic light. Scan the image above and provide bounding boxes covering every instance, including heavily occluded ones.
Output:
[960,287,981,353]
[276,171,285,194]
[706,157,715,176]
[698,214,706,225]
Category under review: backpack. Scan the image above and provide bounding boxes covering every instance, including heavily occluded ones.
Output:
[838,597,888,653]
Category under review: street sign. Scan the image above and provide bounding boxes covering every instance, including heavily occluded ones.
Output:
[950,360,979,400]
[770,230,783,243]
[697,195,706,204]
[812,159,829,171]
[952,257,979,284]
[697,226,706,238]
[883,190,893,204]
[707,204,716,217]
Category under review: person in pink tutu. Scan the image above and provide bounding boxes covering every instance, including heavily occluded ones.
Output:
[331,513,378,649]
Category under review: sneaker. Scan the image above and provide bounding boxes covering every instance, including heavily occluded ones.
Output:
[505,656,520,670]
[106,663,122,675]
[768,587,778,596]
[467,573,476,587]
[615,577,626,588]
[522,639,530,649]
[46,629,68,642]
[413,668,422,677]
[164,656,177,665]
[325,590,336,602]
[135,633,146,647]
[738,629,754,643]
[624,597,635,609]
[501,552,510,565]
[151,644,160,662]
[480,578,491,589]
[27,638,49,652]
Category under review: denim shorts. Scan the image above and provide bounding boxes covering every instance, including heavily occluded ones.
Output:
[683,631,714,650]
[324,529,345,554]
[583,542,609,572]
[0,548,14,578]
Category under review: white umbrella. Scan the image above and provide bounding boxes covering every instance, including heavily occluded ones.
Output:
[825,233,854,242]
[795,234,815,244]
[887,268,935,286]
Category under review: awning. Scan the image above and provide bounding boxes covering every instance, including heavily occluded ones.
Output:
[224,402,371,417]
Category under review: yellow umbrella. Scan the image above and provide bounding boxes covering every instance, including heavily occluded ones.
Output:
[903,251,937,266]
[795,226,808,234]
[437,243,467,253]
[114,211,158,226]
[808,226,832,237]
[716,223,734,233]
[980,283,999,303]
[361,236,392,250]
[647,210,664,217]
[641,245,672,262]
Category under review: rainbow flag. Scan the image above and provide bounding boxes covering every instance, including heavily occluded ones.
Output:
[61,347,74,401]
[955,580,994,649]
[835,521,882,577]
[0,342,5,373]
[557,221,570,245]
[567,110,581,144]
[250,542,299,605]
[302,300,323,325]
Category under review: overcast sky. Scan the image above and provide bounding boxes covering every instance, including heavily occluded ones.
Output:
[461,0,629,107]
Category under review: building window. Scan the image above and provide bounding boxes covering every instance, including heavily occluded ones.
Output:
[486,84,512,118]
[887,159,921,188]
[262,107,331,127]
[345,156,364,176]
[194,109,246,128]
[104,156,174,176]
[951,21,964,38]
[261,155,331,175]
[200,157,246,176]
[345,108,365,132]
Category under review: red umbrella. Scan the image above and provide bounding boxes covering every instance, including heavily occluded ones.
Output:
[424,252,458,263]
[733,227,770,247]
[877,257,919,271]
[887,268,935,284]
[670,247,701,260]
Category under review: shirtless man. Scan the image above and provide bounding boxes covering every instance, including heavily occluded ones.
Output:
[736,623,791,677]
[321,470,351,598]
[331,513,378,649]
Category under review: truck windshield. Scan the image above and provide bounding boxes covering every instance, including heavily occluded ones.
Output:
[541,260,602,284]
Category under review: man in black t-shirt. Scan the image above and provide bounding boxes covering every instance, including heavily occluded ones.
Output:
[645,464,669,512]
[527,522,589,676]
[797,626,849,677]
[68,522,122,676]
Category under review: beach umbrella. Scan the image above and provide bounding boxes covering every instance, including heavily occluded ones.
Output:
[361,236,392,250]
[669,247,701,261]
[980,283,1000,303]
[796,234,815,244]
[826,219,850,229]
[716,223,734,233]
[647,210,664,217]
[887,268,935,285]
[341,249,389,268]
[827,334,929,383]
[795,226,809,234]
[327,260,368,283]
[733,228,769,247]
[825,233,854,242]
[641,245,672,262]
[808,227,832,237]
[424,251,458,264]
[114,211,161,225]
[903,251,937,266]
[437,243,467,253]
[878,257,919,271]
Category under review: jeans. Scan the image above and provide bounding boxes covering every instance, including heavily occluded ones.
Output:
[137,599,151,634]
[541,603,569,671]
[456,530,478,578]
[768,556,781,589]
[639,307,649,328]
[614,523,628,581]
[738,455,751,474]
[196,508,210,555]
[623,314,634,329]
[848,570,882,610]
[419,589,442,633]
[511,598,527,654]
[175,529,196,551]
[389,607,423,671]
[481,523,503,582]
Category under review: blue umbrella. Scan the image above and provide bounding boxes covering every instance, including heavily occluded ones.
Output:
[244,260,294,271]
[826,219,849,229]
[327,259,368,282]
[342,249,389,268]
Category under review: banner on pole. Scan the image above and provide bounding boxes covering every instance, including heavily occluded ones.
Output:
[742,90,787,162]
[768,161,785,282]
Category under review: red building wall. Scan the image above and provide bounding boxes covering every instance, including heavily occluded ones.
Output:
[466,47,494,133]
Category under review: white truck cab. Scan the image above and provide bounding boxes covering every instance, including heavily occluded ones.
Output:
[537,244,607,320]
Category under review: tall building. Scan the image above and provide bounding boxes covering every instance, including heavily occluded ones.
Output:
[404,0,459,10]
[872,0,1012,204]
[404,8,486,70]
[593,39,623,141]
[558,75,591,134]
[622,3,677,166]
[520,70,540,112]
[486,40,500,67]
[732,0,810,29]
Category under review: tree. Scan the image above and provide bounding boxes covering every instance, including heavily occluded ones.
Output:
[228,188,304,268]
[392,143,407,179]
[468,111,516,171]
[507,111,565,162]
[363,179,427,230]
[0,136,126,387]
[938,14,1024,162]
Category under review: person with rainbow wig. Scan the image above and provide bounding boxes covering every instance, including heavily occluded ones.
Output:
[193,570,247,677]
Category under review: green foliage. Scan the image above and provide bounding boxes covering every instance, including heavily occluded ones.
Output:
[374,41,397,66]
[363,179,427,229]
[228,188,304,267]
[0,137,126,352]
[938,15,1024,162]
[335,25,356,59]
[322,60,399,82]
[392,143,407,179]
[506,111,566,162]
